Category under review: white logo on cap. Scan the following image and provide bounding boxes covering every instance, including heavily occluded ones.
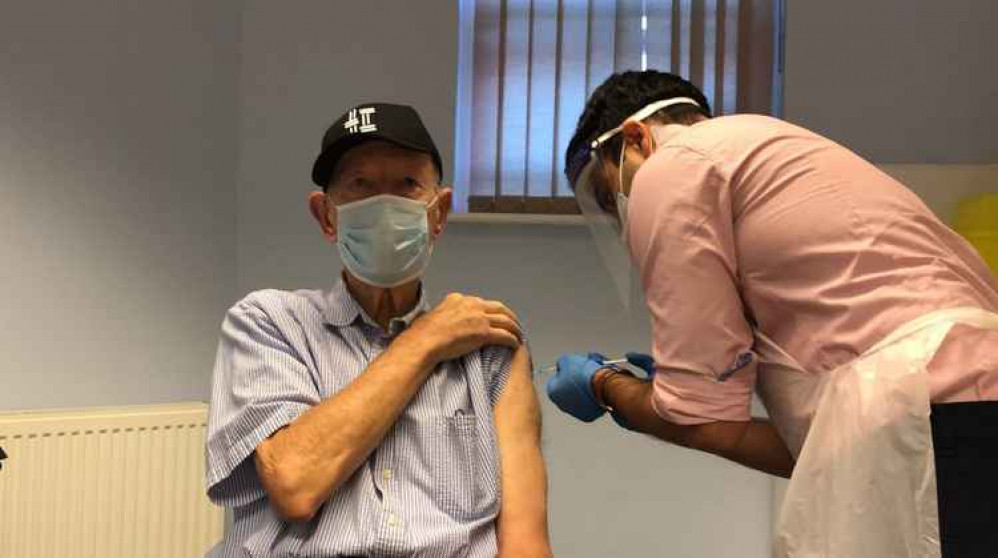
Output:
[344,107,377,134]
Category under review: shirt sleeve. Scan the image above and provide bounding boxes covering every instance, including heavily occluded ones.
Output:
[627,147,757,425]
[482,345,515,407]
[205,294,321,507]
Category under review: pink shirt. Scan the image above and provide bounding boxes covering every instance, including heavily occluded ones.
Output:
[627,115,998,425]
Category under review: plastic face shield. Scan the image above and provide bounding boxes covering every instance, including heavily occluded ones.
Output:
[571,155,637,311]
[568,97,701,312]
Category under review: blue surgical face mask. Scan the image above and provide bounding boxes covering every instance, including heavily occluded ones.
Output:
[334,194,438,288]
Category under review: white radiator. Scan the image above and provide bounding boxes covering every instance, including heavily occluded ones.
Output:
[0,403,224,558]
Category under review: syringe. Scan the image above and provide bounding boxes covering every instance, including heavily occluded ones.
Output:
[536,357,629,376]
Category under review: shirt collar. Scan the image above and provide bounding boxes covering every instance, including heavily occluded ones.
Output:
[322,276,429,334]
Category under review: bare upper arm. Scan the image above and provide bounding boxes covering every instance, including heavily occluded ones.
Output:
[493,345,551,556]
[493,345,542,442]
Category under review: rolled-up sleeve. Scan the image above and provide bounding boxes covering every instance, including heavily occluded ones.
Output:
[205,294,320,507]
[481,345,515,407]
[628,147,756,425]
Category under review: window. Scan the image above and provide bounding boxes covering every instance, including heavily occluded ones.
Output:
[453,0,784,213]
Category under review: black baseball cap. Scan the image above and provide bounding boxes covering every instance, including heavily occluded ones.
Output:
[311,102,444,188]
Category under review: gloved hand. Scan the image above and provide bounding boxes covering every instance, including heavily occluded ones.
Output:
[625,352,656,378]
[591,352,653,431]
[545,353,607,422]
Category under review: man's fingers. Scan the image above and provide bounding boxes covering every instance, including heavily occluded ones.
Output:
[480,300,520,324]
[485,327,521,350]
[487,314,523,342]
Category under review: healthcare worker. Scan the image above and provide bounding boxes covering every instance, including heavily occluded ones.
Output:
[546,70,998,557]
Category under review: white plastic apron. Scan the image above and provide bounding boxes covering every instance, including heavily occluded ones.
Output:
[754,307,998,558]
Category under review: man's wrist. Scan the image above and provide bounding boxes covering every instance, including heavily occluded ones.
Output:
[591,366,631,410]
[391,330,439,372]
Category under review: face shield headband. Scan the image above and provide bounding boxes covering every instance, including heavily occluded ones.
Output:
[567,96,702,232]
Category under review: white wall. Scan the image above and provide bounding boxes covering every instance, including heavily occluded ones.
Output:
[784,0,998,164]
[0,1,240,410]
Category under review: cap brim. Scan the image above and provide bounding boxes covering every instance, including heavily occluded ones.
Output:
[311,134,441,188]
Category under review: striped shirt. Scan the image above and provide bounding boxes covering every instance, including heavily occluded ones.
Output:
[205,279,512,557]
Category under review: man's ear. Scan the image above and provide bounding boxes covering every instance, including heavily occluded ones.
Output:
[308,191,337,242]
[431,187,453,238]
[620,120,656,158]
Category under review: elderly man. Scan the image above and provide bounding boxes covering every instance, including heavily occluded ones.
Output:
[206,103,551,558]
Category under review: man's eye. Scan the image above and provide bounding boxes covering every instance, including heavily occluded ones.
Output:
[402,177,428,195]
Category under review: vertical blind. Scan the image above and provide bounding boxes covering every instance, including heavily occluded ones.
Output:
[454,0,782,213]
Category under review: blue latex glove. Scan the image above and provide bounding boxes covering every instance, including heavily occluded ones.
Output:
[625,352,656,378]
[588,351,608,365]
[545,353,606,422]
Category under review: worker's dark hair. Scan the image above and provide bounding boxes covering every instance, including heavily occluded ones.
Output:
[565,70,712,186]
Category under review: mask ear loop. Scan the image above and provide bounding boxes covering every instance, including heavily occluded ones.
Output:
[424,193,443,240]
[424,193,440,212]
[324,194,340,243]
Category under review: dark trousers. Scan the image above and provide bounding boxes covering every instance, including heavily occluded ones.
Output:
[932,401,998,557]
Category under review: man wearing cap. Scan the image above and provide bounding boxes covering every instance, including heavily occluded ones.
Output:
[206,103,552,558]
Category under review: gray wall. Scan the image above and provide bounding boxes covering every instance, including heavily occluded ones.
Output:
[784,0,998,164]
[0,1,240,409]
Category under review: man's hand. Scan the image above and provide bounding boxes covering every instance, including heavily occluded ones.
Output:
[254,293,527,523]
[254,294,523,523]
[405,293,523,363]
[545,353,607,422]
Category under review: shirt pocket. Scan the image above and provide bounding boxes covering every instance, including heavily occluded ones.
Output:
[431,413,500,521]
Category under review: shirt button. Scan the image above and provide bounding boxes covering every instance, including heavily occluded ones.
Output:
[382,468,393,481]
[387,513,400,527]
